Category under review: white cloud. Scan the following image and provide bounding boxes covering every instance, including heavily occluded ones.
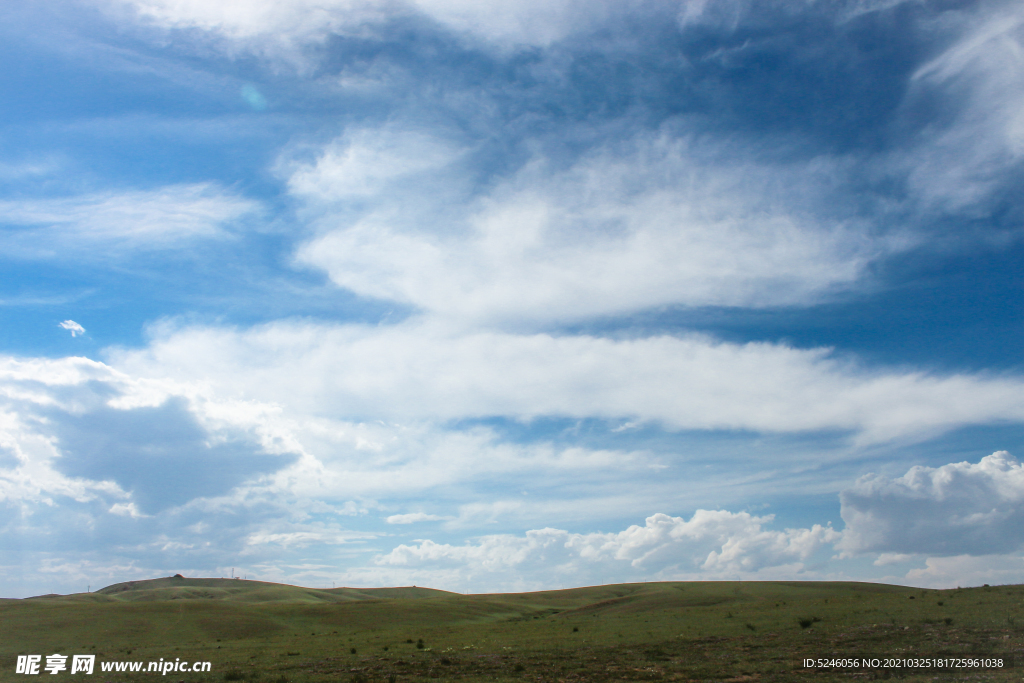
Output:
[873,552,915,566]
[901,554,1024,589]
[295,133,898,326]
[0,355,284,513]
[285,127,465,204]
[0,183,259,255]
[100,0,376,59]
[375,511,840,590]
[101,0,616,53]
[110,318,1024,444]
[243,526,376,549]
[839,451,1024,556]
[386,512,445,524]
[59,320,86,337]
[0,353,655,523]
[109,502,146,518]
[898,5,1024,217]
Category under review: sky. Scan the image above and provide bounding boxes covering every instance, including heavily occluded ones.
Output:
[1,0,1023,598]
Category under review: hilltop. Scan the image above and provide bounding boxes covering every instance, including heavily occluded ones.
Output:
[79,575,455,604]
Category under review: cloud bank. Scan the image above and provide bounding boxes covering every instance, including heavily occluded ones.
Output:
[111,319,1024,444]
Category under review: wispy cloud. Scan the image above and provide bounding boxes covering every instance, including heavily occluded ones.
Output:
[0,183,259,256]
[295,130,900,325]
[103,0,618,56]
[386,512,447,524]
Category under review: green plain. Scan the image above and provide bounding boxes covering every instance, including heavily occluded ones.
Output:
[3,577,1023,682]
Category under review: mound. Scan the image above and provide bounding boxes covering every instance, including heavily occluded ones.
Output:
[93,576,457,603]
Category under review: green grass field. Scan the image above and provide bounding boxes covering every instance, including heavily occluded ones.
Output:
[3,577,1022,682]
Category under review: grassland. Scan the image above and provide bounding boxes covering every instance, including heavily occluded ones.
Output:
[3,577,1023,682]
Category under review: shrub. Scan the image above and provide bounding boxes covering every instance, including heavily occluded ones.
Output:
[224,671,244,681]
[416,639,424,649]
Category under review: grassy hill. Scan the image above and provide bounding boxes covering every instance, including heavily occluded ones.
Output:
[89,576,454,604]
[3,578,1022,682]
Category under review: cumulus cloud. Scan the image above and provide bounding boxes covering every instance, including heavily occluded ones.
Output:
[110,318,1024,444]
[902,554,1024,589]
[376,511,840,589]
[0,183,259,256]
[839,451,1024,556]
[0,355,292,514]
[0,353,664,552]
[59,320,86,337]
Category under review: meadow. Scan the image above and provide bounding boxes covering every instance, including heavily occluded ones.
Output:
[3,577,1022,682]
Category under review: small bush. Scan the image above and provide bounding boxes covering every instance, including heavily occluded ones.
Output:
[937,601,944,606]
[224,671,244,681]
[416,639,424,649]
[350,647,357,654]
[572,627,578,632]
[798,617,821,629]
[745,623,756,631]
[944,618,953,625]
[513,663,525,672]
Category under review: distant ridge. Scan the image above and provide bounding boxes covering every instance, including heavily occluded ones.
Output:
[76,576,458,603]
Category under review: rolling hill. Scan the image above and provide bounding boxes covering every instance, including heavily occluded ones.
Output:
[3,578,1021,682]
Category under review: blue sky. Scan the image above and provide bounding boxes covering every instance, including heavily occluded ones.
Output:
[1,0,1024,597]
